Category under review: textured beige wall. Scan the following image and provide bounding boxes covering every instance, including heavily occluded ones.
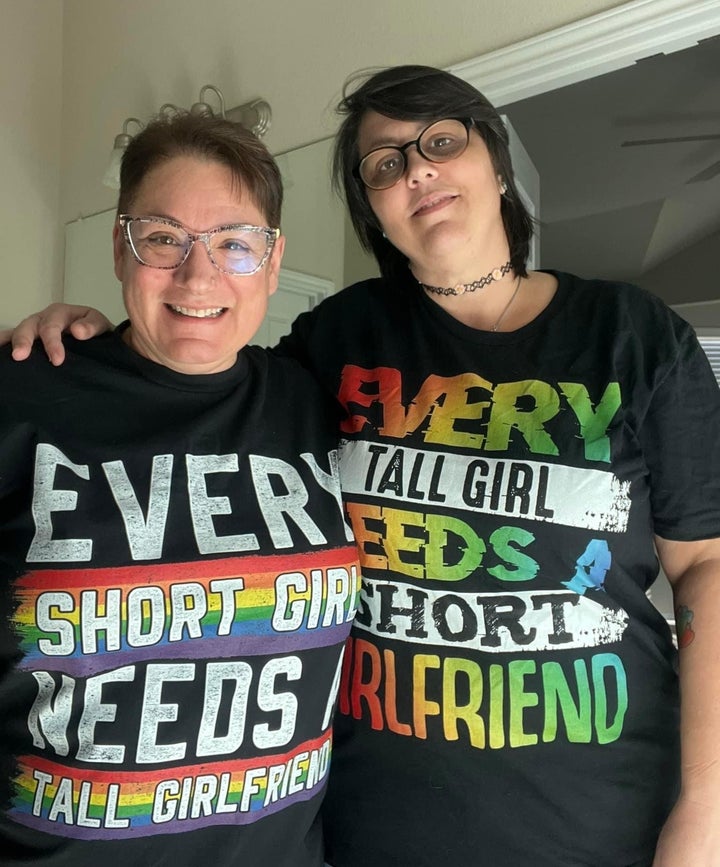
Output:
[0,0,63,323]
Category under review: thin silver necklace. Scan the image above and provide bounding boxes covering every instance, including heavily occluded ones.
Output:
[490,274,522,332]
[418,263,523,331]
[418,260,512,296]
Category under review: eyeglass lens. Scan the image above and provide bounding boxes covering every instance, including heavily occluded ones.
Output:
[127,220,272,275]
[359,118,470,190]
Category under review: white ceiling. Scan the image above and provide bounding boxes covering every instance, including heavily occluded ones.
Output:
[501,34,720,292]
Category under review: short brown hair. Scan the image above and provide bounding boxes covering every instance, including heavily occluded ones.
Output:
[118,112,283,226]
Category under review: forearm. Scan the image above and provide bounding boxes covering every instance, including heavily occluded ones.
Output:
[651,552,720,865]
[653,537,720,867]
[672,559,720,800]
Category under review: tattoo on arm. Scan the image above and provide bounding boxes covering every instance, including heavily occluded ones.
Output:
[676,604,696,648]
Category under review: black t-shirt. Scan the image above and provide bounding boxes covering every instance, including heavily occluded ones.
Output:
[0,331,360,867]
[278,269,720,867]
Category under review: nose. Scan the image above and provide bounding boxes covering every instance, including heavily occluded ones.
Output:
[176,238,216,290]
[404,145,439,185]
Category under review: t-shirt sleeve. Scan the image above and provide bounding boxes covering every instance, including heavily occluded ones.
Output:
[272,302,341,399]
[273,309,314,367]
[641,326,720,541]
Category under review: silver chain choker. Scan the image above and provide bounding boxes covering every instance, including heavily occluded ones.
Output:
[419,260,512,296]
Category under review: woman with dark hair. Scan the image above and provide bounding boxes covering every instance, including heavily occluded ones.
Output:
[284,65,720,867]
[6,65,720,867]
[333,64,533,285]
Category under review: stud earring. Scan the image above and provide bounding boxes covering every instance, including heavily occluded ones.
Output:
[499,179,508,195]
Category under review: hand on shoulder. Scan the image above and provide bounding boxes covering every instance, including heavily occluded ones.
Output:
[0,303,114,366]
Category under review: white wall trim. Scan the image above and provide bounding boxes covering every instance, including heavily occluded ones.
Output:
[673,298,720,309]
[449,0,720,106]
[278,267,334,301]
[671,301,720,332]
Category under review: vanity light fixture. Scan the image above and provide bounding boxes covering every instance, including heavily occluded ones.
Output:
[102,117,144,190]
[225,98,272,139]
[190,84,225,118]
[158,102,182,117]
[102,85,272,189]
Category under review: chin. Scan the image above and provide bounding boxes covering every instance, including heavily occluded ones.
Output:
[415,227,468,259]
[161,339,238,374]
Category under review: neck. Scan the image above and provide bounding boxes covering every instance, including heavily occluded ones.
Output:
[412,256,515,295]
[408,223,511,287]
[420,271,527,333]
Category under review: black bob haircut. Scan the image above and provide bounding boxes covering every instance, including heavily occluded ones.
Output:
[332,65,534,281]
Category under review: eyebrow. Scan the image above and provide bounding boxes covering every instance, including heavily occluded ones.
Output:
[360,122,427,154]
[360,116,451,159]
[361,139,399,153]
[132,213,265,231]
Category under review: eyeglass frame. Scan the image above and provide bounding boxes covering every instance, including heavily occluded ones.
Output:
[353,117,474,191]
[118,214,280,276]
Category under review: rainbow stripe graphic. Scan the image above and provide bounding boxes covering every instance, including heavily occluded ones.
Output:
[12,548,360,676]
[11,731,332,839]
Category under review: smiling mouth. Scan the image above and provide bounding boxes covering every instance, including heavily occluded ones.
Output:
[167,304,226,319]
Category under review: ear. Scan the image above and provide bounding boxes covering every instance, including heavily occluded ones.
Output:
[112,222,126,281]
[265,234,286,297]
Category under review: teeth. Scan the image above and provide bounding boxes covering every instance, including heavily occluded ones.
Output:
[169,305,224,318]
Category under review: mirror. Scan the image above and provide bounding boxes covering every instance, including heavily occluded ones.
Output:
[63,136,378,345]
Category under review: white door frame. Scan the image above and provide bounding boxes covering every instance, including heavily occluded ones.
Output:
[277,267,333,305]
[448,0,720,107]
